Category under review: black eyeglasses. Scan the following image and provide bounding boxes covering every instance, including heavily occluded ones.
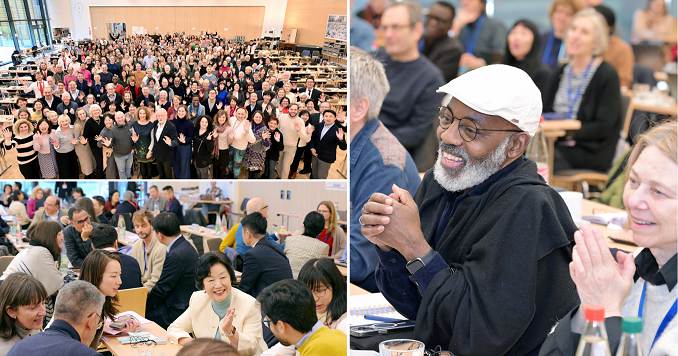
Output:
[263,317,272,329]
[437,106,523,142]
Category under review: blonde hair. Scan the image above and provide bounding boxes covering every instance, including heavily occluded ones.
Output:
[318,201,338,235]
[568,8,609,56]
[626,120,677,182]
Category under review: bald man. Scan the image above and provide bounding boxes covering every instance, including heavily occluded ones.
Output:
[30,195,68,227]
[218,197,283,257]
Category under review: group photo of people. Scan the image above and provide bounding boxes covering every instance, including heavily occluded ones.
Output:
[0,179,347,355]
[350,0,676,355]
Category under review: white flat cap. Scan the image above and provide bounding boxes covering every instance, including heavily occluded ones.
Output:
[436,64,542,136]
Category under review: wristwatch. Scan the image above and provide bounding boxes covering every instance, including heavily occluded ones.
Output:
[405,249,436,276]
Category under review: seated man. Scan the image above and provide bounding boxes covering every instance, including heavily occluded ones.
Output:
[350,47,421,292]
[283,212,329,278]
[163,186,183,224]
[63,207,95,268]
[130,210,167,290]
[361,65,578,355]
[9,280,104,356]
[91,196,109,224]
[143,185,167,212]
[89,224,142,290]
[239,212,292,298]
[146,212,198,329]
[221,197,280,256]
[30,195,68,227]
[258,279,346,356]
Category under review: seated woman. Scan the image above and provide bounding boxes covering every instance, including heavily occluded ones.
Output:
[298,258,347,333]
[316,201,346,259]
[632,0,677,44]
[7,191,30,229]
[540,121,677,354]
[503,19,552,104]
[0,273,47,354]
[167,252,267,356]
[79,250,140,350]
[543,8,622,173]
[284,212,330,279]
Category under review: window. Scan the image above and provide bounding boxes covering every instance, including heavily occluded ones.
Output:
[0,0,52,64]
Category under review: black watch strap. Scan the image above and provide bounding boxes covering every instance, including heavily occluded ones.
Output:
[405,249,436,275]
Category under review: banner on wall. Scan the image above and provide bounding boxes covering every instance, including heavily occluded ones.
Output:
[325,15,347,41]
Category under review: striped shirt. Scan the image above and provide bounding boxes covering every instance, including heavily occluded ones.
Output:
[4,134,37,165]
[553,61,600,117]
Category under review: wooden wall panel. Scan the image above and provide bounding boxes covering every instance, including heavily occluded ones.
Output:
[282,0,345,45]
[89,6,264,39]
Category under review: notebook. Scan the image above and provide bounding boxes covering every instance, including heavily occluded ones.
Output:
[349,293,408,326]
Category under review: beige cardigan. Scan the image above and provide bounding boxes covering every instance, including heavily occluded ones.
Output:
[167,288,267,356]
[283,235,330,279]
[129,236,167,290]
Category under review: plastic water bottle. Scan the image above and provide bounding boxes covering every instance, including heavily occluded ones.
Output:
[615,317,643,356]
[117,216,126,242]
[526,127,550,184]
[215,214,222,233]
[576,305,611,356]
[59,250,69,275]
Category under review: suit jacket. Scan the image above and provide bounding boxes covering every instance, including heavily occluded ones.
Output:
[297,87,322,104]
[101,93,122,109]
[150,121,178,161]
[309,123,347,163]
[146,236,198,329]
[167,289,267,355]
[239,238,292,298]
[115,251,142,290]
[40,96,62,112]
[422,36,464,82]
[202,100,220,119]
[283,235,329,279]
[245,102,262,120]
[166,198,184,224]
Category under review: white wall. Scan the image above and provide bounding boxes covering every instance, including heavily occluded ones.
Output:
[48,0,288,40]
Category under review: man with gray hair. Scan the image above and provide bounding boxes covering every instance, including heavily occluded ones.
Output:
[101,111,134,179]
[349,47,420,292]
[8,281,104,356]
[374,0,445,170]
[360,65,578,354]
[101,82,122,110]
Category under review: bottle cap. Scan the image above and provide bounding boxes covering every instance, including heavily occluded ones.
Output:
[583,305,605,321]
[622,317,643,334]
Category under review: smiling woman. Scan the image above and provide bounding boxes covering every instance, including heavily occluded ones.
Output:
[0,273,48,354]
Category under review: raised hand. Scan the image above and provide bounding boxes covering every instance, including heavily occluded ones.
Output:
[294,121,302,131]
[178,132,186,143]
[70,137,78,145]
[336,127,344,140]
[273,131,280,141]
[2,128,11,142]
[261,130,271,140]
[163,135,172,145]
[207,132,213,140]
[131,128,139,143]
[311,148,317,156]
[79,136,88,145]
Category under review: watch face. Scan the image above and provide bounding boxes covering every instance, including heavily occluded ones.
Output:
[406,259,424,275]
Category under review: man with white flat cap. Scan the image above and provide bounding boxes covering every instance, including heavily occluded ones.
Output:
[361,64,579,355]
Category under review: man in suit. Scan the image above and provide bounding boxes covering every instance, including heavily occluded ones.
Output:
[89,224,143,290]
[245,92,262,120]
[30,195,68,227]
[8,281,104,356]
[202,89,220,119]
[40,86,62,112]
[135,85,155,108]
[150,108,178,178]
[309,109,347,179]
[297,78,322,106]
[420,1,463,82]
[146,212,198,329]
[162,185,183,224]
[239,212,293,298]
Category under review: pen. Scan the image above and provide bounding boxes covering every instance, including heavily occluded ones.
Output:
[364,314,406,323]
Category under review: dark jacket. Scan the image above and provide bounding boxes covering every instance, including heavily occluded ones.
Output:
[309,122,347,163]
[101,93,122,109]
[40,96,62,112]
[422,36,464,82]
[63,224,94,268]
[245,102,262,120]
[192,130,215,168]
[543,61,621,172]
[150,121,178,162]
[376,158,578,355]
[166,198,184,224]
[239,238,293,298]
[296,87,322,105]
[265,128,284,162]
[202,100,220,119]
[146,236,198,329]
[8,319,99,356]
[115,251,143,290]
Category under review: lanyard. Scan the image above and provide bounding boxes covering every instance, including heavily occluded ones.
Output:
[142,241,148,272]
[542,31,556,66]
[464,15,485,55]
[566,59,594,119]
[637,281,677,351]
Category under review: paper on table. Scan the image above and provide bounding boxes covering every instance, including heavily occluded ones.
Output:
[582,212,627,226]
[116,310,152,325]
[349,293,407,326]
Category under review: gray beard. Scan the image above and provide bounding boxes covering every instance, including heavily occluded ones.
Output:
[433,136,511,192]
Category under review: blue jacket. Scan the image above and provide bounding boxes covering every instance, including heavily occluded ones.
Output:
[117,251,142,290]
[8,319,98,356]
[146,236,198,329]
[235,224,280,256]
[349,119,420,291]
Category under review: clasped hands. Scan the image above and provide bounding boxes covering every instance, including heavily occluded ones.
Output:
[360,184,431,261]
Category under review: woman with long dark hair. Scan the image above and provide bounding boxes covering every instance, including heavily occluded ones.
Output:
[298,258,347,332]
[503,19,551,103]
[192,115,215,179]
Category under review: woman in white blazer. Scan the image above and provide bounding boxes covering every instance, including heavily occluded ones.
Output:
[167,252,267,356]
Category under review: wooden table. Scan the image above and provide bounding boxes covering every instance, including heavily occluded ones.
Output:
[101,321,182,356]
[540,119,582,182]
[0,115,14,124]
[337,264,347,277]
[350,283,370,296]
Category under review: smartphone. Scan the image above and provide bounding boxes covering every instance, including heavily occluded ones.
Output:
[349,320,416,337]
[349,325,379,337]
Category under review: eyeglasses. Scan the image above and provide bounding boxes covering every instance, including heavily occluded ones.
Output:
[312,287,331,298]
[262,316,272,329]
[437,106,523,142]
[75,216,90,224]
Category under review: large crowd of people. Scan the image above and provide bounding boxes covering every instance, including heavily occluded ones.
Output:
[0,182,348,355]
[1,33,347,179]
